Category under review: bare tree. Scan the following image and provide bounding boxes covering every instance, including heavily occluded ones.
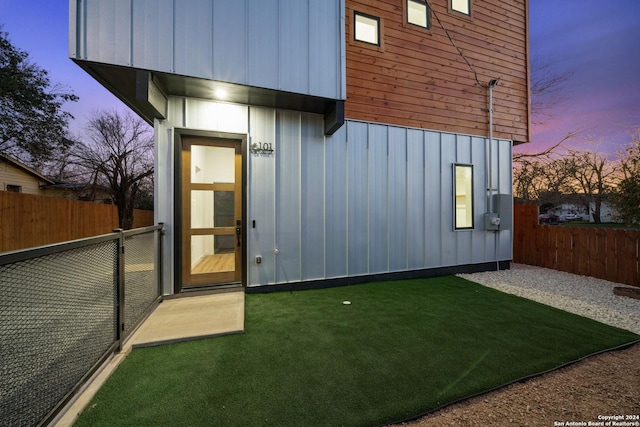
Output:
[512,132,578,205]
[609,129,640,224]
[562,150,618,223]
[74,110,154,229]
[529,57,574,126]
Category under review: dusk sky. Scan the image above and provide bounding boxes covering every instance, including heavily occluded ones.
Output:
[1,0,639,156]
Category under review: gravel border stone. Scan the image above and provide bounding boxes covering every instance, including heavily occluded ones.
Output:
[457,263,640,334]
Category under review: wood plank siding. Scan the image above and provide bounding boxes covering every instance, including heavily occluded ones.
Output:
[345,0,530,143]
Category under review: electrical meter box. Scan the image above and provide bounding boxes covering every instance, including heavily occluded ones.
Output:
[485,194,512,231]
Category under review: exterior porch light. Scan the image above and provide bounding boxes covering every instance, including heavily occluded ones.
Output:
[214,88,228,100]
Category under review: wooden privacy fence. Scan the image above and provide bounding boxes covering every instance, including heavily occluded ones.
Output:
[0,191,154,252]
[514,204,639,287]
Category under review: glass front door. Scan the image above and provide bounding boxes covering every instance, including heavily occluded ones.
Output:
[181,136,242,287]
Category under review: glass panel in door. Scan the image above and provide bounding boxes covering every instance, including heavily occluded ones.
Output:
[181,138,242,287]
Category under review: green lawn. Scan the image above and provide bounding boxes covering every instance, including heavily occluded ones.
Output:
[75,277,638,426]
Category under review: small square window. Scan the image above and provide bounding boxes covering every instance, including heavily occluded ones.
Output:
[451,0,471,15]
[6,185,22,193]
[454,164,474,229]
[354,12,380,45]
[407,0,430,28]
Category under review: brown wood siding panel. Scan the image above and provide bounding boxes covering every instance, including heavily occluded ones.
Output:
[345,0,530,143]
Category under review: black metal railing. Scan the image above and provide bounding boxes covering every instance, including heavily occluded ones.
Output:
[0,224,164,427]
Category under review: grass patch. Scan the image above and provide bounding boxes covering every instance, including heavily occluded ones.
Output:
[75,277,638,426]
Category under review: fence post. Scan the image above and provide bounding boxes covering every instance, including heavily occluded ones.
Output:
[114,228,125,353]
[158,223,165,297]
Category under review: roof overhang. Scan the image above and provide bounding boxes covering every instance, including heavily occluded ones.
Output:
[74,61,344,135]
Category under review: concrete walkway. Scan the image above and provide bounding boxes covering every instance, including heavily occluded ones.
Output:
[52,288,244,427]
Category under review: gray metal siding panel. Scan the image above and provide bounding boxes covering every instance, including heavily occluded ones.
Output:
[248,108,277,286]
[367,125,389,274]
[301,115,326,280]
[324,127,348,278]
[309,0,342,98]
[248,2,279,89]
[132,0,174,72]
[174,0,213,78]
[212,0,247,84]
[347,123,369,276]
[424,131,442,268]
[245,113,512,287]
[279,0,310,94]
[85,0,131,65]
[440,133,456,266]
[406,130,425,269]
[471,137,488,263]
[388,127,408,272]
[275,111,302,283]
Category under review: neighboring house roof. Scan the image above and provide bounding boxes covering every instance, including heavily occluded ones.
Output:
[0,152,55,186]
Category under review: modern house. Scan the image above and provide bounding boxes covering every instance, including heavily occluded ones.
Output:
[70,0,530,294]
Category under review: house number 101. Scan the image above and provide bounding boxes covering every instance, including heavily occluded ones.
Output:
[250,142,274,154]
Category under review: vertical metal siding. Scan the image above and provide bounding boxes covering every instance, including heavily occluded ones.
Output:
[424,131,443,267]
[248,2,279,89]
[471,136,488,263]
[84,0,131,65]
[300,115,326,280]
[439,133,457,266]
[212,1,247,83]
[248,108,277,285]
[157,102,512,289]
[406,129,426,269]
[367,125,389,274]
[74,0,344,100]
[388,127,408,272]
[275,111,302,283]
[346,124,369,276]
[309,0,343,98]
[279,0,310,94]
[174,0,213,78]
[132,0,174,72]
[324,126,348,279]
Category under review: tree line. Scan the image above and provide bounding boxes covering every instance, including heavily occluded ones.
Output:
[0,28,152,229]
[513,131,640,225]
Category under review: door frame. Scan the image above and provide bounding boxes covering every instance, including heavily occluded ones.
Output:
[174,129,247,293]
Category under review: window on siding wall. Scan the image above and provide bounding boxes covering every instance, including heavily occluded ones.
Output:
[6,184,22,192]
[454,165,474,229]
[407,0,430,28]
[354,12,380,45]
[451,0,471,15]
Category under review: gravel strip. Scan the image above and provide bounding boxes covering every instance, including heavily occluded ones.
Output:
[457,263,640,334]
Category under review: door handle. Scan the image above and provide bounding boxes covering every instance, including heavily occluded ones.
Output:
[235,227,241,246]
